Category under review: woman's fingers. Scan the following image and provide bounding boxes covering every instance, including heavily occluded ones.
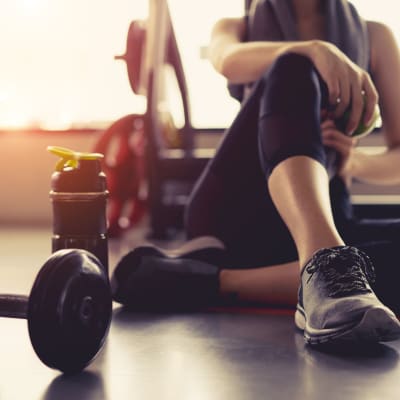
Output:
[327,77,341,109]
[321,127,357,180]
[362,74,379,125]
[322,128,356,153]
[333,72,378,135]
[311,42,378,133]
[345,82,364,135]
[320,119,335,129]
[334,71,351,118]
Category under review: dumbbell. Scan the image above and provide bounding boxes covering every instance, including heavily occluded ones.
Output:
[0,248,112,374]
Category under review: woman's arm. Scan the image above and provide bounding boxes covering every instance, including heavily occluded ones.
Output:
[209,17,377,135]
[350,21,400,185]
[208,17,312,84]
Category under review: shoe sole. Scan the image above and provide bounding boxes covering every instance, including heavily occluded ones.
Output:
[165,236,225,257]
[295,305,400,345]
[132,236,226,264]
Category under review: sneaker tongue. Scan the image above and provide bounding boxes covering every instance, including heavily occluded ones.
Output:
[306,246,374,298]
[331,256,352,274]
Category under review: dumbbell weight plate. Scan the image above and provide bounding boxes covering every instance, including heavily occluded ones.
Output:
[27,249,112,374]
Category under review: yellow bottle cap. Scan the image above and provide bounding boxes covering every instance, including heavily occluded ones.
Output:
[47,146,104,171]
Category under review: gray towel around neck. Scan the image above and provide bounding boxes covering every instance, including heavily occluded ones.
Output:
[248,0,369,69]
[230,0,370,101]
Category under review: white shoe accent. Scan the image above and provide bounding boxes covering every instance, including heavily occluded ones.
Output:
[295,303,400,345]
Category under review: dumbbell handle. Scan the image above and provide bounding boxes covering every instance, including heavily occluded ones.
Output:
[0,295,28,319]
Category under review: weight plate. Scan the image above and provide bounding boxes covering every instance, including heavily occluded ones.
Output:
[115,20,146,94]
[27,249,112,374]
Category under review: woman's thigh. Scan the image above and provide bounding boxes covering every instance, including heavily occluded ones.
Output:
[185,152,299,269]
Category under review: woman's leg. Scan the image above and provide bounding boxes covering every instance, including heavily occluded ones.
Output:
[185,61,300,269]
[113,52,400,341]
[185,79,280,254]
[218,218,400,309]
[112,56,303,311]
[220,260,299,306]
[268,156,343,267]
[216,166,400,310]
[256,53,343,267]
[186,53,345,268]
[185,54,337,310]
[254,53,400,343]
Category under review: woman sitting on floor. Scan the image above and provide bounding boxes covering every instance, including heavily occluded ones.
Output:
[111,0,400,346]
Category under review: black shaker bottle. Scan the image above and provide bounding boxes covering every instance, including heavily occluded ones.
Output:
[48,146,109,273]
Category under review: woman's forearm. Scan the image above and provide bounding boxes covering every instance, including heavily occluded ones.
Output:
[351,146,400,185]
[210,40,318,84]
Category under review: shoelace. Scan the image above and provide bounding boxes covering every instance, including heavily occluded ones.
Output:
[305,246,376,298]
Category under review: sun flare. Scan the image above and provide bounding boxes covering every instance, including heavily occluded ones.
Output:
[0,0,399,130]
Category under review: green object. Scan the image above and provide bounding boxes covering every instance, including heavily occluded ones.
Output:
[340,99,381,138]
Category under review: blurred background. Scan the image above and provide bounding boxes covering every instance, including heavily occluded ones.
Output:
[1,0,395,130]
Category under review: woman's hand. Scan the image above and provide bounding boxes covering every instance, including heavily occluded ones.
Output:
[321,119,358,186]
[308,40,379,135]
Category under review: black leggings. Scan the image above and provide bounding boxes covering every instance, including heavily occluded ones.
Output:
[184,53,400,309]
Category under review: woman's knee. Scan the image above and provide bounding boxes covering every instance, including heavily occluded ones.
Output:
[260,52,326,114]
[257,52,329,175]
[262,52,316,86]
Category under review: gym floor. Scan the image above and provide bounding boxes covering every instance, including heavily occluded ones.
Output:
[1,225,400,400]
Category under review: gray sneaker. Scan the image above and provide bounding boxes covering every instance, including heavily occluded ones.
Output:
[295,246,400,345]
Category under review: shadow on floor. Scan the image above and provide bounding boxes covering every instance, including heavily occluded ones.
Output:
[41,371,105,400]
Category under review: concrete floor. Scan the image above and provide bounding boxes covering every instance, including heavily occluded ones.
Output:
[1,226,400,400]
